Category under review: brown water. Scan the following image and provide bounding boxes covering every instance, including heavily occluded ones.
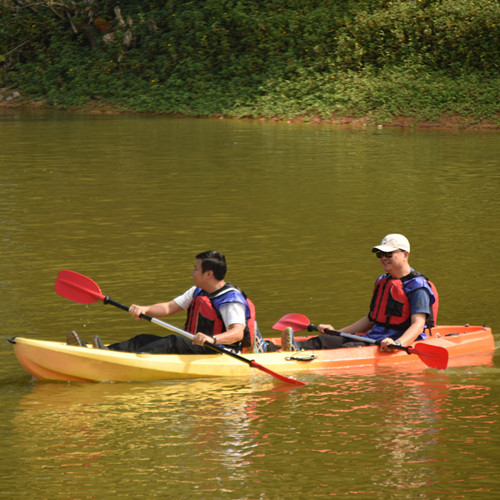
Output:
[1,109,499,498]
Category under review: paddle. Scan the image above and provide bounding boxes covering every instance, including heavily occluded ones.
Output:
[273,313,448,370]
[55,270,306,386]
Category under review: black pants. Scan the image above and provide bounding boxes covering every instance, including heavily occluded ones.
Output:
[297,334,366,350]
[108,334,218,354]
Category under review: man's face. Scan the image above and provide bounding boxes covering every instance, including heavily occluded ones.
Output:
[377,250,408,274]
[192,259,210,288]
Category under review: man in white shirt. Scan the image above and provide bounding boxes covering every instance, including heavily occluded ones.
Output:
[87,251,252,354]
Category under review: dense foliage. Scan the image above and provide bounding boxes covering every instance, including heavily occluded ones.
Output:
[1,0,499,124]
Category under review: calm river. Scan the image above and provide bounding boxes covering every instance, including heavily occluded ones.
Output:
[1,109,499,498]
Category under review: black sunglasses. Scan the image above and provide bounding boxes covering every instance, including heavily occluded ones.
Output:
[375,250,404,259]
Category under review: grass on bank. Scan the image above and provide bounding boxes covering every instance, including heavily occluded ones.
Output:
[1,0,499,127]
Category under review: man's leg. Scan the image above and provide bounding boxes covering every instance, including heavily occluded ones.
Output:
[136,334,218,354]
[298,334,351,350]
[108,334,163,352]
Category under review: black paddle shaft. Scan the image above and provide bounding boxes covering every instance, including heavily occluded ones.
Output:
[307,324,411,354]
[103,296,154,322]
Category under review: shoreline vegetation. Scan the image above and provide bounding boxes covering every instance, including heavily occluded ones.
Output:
[1,1,499,130]
[1,91,498,131]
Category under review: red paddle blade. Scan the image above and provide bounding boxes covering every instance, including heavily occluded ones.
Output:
[409,343,449,370]
[272,313,311,332]
[55,270,106,304]
[250,360,307,386]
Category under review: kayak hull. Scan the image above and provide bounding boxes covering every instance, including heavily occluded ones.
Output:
[10,325,495,382]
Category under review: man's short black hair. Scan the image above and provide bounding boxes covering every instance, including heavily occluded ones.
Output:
[196,251,227,280]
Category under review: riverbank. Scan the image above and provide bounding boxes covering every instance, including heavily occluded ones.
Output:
[2,0,498,132]
[1,90,498,131]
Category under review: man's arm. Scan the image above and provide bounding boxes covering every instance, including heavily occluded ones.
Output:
[193,323,245,346]
[318,314,374,335]
[380,312,427,351]
[128,300,184,319]
[339,315,374,334]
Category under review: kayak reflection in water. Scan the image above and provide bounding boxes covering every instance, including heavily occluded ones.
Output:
[280,234,439,352]
[67,251,255,354]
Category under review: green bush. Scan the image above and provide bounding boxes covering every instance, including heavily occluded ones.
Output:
[335,0,500,74]
[0,0,498,124]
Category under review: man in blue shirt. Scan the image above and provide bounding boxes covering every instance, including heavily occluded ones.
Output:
[285,234,437,352]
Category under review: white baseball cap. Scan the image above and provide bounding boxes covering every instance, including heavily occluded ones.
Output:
[372,234,410,253]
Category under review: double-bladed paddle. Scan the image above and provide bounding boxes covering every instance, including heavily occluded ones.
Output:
[273,313,448,370]
[55,270,306,386]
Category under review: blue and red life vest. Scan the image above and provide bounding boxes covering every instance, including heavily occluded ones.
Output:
[184,283,256,348]
[368,271,439,331]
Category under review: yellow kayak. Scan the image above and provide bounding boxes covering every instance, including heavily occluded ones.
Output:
[9,325,495,383]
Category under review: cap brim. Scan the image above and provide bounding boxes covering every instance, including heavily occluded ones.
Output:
[372,245,400,253]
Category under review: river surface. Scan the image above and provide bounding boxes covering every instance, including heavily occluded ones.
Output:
[1,109,499,498]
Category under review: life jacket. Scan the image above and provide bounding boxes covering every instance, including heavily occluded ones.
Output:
[184,283,256,349]
[368,270,438,332]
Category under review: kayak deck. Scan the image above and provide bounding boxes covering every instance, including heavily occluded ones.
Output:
[10,325,495,383]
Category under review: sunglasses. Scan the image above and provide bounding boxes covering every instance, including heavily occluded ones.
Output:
[375,250,404,259]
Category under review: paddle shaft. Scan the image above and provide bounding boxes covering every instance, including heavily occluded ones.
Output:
[307,324,414,354]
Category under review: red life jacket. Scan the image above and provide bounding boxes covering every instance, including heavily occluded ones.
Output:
[368,271,438,331]
[184,284,256,348]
